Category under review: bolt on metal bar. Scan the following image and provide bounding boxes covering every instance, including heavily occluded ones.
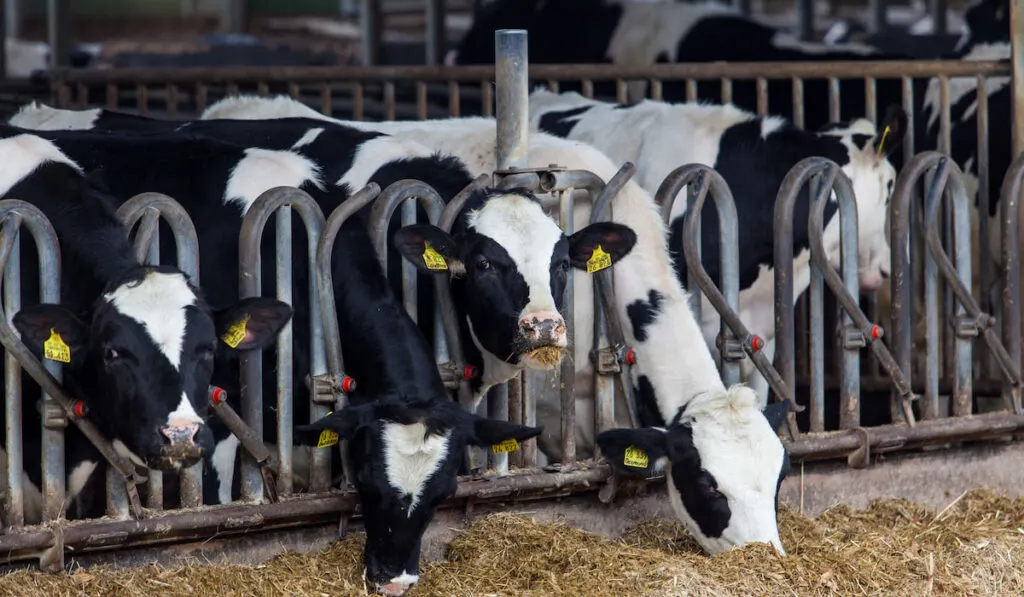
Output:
[238,187,327,501]
[117,193,204,508]
[0,200,145,522]
[315,183,381,489]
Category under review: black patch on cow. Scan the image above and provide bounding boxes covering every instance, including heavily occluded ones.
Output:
[626,290,664,343]
[666,424,731,539]
[537,106,594,138]
[634,374,666,428]
[851,133,873,150]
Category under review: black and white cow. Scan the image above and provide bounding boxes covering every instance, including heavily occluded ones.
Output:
[3,119,643,594]
[528,89,906,407]
[0,131,290,523]
[197,94,795,556]
[4,38,100,78]
[448,0,919,133]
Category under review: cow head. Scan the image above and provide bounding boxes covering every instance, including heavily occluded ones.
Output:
[819,105,907,293]
[296,397,543,596]
[597,386,791,555]
[14,266,291,472]
[394,189,637,395]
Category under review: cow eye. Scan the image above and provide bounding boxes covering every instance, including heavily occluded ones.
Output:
[196,345,216,359]
[104,347,119,363]
[477,258,491,271]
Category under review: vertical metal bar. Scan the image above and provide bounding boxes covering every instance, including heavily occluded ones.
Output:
[929,0,948,35]
[924,190,941,418]
[651,79,663,101]
[1003,155,1023,413]
[687,183,702,322]
[829,77,840,123]
[721,78,733,104]
[507,375,523,468]
[4,0,22,40]
[809,260,825,432]
[449,82,461,117]
[46,0,71,68]
[360,0,381,65]
[582,80,594,99]
[977,75,996,382]
[797,0,814,41]
[838,189,861,430]
[4,225,23,527]
[106,467,129,518]
[138,216,165,508]
[482,81,494,117]
[1014,0,1024,156]
[106,84,117,110]
[487,385,509,471]
[36,224,63,523]
[559,188,576,464]
[353,82,365,121]
[869,0,887,33]
[950,185,974,418]
[425,0,445,65]
[494,29,528,472]
[756,78,768,116]
[384,82,396,121]
[416,82,428,120]
[401,200,418,322]
[686,79,697,103]
[219,0,246,32]
[276,208,294,497]
[616,80,627,104]
[322,84,333,117]
[792,78,805,130]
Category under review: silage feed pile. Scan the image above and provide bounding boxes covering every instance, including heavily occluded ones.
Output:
[1,489,1022,596]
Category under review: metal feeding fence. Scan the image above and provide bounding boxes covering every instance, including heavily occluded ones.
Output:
[0,28,1021,571]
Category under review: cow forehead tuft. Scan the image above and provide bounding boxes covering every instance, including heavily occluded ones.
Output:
[466,193,563,243]
[103,270,199,369]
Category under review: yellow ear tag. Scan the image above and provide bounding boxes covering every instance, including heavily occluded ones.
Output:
[623,445,649,468]
[221,314,250,349]
[422,242,448,271]
[43,329,71,364]
[317,410,340,448]
[491,438,520,454]
[587,244,613,274]
[876,124,892,158]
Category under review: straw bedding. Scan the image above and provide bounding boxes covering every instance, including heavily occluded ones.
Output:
[1,489,1022,596]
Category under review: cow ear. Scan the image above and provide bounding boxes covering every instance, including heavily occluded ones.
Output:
[872,104,908,159]
[466,415,543,448]
[568,222,638,273]
[762,399,793,432]
[214,297,293,351]
[596,427,669,477]
[393,224,465,276]
[12,304,89,367]
[294,402,376,447]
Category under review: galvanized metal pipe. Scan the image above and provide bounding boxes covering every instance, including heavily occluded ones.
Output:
[1014,0,1024,155]
[276,207,295,497]
[495,29,529,171]
[999,154,1024,413]
[238,187,327,500]
[316,184,381,488]
[4,215,24,528]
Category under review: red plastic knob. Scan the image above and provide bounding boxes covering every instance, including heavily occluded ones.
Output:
[210,386,227,406]
[73,401,88,418]
[751,335,764,351]
[464,365,479,380]
[625,348,637,365]
[870,325,883,340]
[341,376,357,393]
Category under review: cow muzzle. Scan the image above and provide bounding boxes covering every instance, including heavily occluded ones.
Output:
[155,421,204,470]
[518,311,568,368]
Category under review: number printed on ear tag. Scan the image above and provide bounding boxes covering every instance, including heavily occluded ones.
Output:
[624,445,649,468]
[44,329,71,363]
[587,245,612,274]
[423,243,448,271]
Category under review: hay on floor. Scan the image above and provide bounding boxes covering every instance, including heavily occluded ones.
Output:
[1,489,1022,596]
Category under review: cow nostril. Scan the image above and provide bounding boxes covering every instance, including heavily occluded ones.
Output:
[161,423,199,444]
[880,270,890,279]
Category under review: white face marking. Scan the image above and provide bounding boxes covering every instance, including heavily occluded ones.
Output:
[166,391,202,427]
[388,572,420,586]
[8,103,100,131]
[103,270,197,371]
[381,422,451,514]
[466,194,566,317]
[224,147,324,214]
[0,134,82,196]
[211,435,240,504]
[669,385,786,555]
[113,439,147,467]
[924,42,1011,132]
[67,459,99,499]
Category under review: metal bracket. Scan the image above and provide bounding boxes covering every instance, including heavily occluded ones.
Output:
[594,345,623,376]
[846,427,871,469]
[306,372,356,406]
[493,165,568,193]
[840,325,868,350]
[40,401,68,430]
[717,334,746,362]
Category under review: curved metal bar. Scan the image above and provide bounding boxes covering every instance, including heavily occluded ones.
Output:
[589,163,642,430]
[316,183,381,488]
[920,156,1022,409]
[116,192,203,509]
[0,200,144,521]
[368,180,446,270]
[998,154,1024,414]
[116,193,201,282]
[801,159,917,428]
[657,165,799,421]
[238,186,326,501]
[439,174,491,233]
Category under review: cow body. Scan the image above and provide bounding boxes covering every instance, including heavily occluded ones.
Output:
[528,90,903,407]
[450,0,920,132]
[195,94,795,557]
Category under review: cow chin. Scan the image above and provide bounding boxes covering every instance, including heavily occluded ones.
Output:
[149,447,205,472]
[859,271,887,292]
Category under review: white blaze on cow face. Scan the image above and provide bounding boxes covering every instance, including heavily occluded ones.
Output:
[823,119,898,292]
[382,422,452,514]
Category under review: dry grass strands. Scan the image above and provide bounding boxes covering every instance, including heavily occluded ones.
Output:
[525,346,565,366]
[1,489,1023,596]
